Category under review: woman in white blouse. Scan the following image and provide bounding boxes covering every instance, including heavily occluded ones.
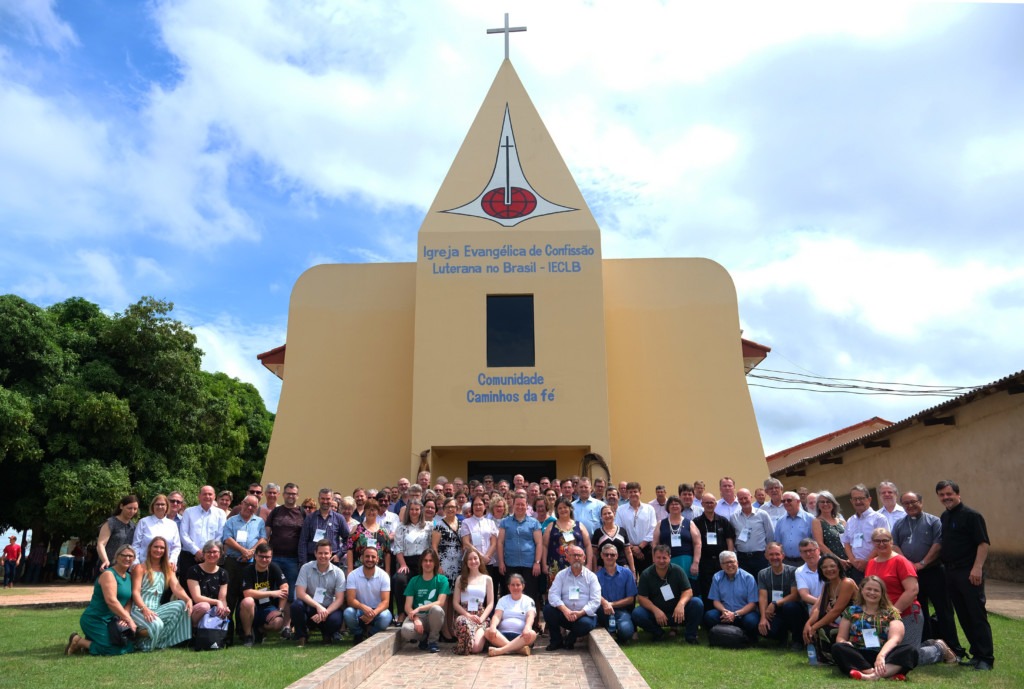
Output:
[392,500,433,625]
[132,494,182,570]
[460,495,499,583]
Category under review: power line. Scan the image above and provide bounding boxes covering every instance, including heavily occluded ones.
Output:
[747,369,982,397]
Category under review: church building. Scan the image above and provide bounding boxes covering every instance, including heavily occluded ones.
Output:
[258,39,768,493]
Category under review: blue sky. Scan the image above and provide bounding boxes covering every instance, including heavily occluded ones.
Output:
[2,1,1022,456]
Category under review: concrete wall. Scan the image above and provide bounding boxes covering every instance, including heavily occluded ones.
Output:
[779,388,1024,581]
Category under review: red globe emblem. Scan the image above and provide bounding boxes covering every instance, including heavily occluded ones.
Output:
[481,187,537,219]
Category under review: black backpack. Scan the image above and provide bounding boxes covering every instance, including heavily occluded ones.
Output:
[708,623,750,648]
[192,612,229,651]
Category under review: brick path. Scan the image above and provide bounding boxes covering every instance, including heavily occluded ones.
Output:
[362,639,605,689]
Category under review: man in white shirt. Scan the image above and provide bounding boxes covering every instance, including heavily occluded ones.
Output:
[616,482,658,570]
[841,484,889,582]
[178,485,226,584]
[343,547,392,643]
[730,488,774,576]
[761,479,787,528]
[877,481,907,529]
[794,538,823,612]
[649,485,670,522]
[543,545,601,651]
[714,477,741,519]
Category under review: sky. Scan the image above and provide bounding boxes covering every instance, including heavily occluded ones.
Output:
[1,0,1022,457]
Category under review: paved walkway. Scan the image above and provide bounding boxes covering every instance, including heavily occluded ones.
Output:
[363,641,606,689]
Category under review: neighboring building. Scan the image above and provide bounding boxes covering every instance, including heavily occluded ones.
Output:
[257,58,768,494]
[771,370,1024,582]
[766,417,893,476]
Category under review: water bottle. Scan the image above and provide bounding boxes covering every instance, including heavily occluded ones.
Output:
[608,614,617,635]
[807,643,818,666]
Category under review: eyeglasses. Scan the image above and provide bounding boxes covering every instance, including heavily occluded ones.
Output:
[118,553,135,559]
[168,499,182,504]
[783,498,797,503]
[256,554,272,559]
[249,490,262,495]
[872,538,891,544]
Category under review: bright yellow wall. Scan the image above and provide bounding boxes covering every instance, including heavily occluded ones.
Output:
[603,258,768,493]
[260,263,416,495]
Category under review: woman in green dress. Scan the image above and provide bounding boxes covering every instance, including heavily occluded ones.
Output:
[131,536,193,651]
[66,544,137,655]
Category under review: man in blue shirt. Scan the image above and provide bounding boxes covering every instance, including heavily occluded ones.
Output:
[596,543,637,642]
[704,550,759,640]
[298,488,350,565]
[773,492,815,566]
[571,478,605,538]
[222,496,267,642]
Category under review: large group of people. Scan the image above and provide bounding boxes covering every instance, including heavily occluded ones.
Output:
[51,470,995,677]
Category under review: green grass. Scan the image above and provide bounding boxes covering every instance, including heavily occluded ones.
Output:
[622,615,1022,689]
[0,607,350,689]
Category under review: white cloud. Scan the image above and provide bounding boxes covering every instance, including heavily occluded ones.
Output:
[0,0,78,52]
[734,234,1024,338]
[191,315,285,412]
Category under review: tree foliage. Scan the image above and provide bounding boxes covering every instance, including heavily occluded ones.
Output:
[0,295,274,542]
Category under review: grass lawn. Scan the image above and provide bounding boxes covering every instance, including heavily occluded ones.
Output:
[0,606,350,689]
[622,615,1021,689]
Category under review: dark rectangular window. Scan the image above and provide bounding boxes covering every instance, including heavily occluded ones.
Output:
[487,295,535,367]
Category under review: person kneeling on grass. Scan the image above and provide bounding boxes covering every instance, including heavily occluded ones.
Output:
[632,544,703,644]
[703,550,759,641]
[486,573,538,656]
[343,546,393,644]
[66,544,138,656]
[291,539,346,647]
[239,543,289,647]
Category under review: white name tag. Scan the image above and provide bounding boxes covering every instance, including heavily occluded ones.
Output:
[569,586,581,601]
[862,628,880,648]
[738,528,751,543]
[670,533,682,548]
[366,537,377,549]
[313,587,327,605]
[853,533,864,548]
[563,532,575,543]
[772,590,783,603]
[236,529,248,543]
[313,528,326,542]
[660,583,675,602]
[258,597,270,605]
[706,532,718,546]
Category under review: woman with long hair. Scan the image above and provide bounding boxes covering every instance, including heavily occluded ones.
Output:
[66,544,137,656]
[452,547,494,655]
[393,499,433,624]
[130,536,192,651]
[812,491,850,570]
[400,548,449,653]
[96,496,138,572]
[592,504,635,576]
[804,552,859,665]
[864,527,922,647]
[833,575,918,680]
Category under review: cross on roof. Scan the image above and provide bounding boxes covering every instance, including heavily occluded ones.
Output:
[486,13,526,61]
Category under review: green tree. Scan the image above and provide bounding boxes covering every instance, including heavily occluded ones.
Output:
[0,294,275,543]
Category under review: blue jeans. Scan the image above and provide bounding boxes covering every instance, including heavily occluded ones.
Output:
[3,561,16,586]
[703,608,759,638]
[596,608,636,642]
[543,604,597,648]
[274,557,299,602]
[631,598,704,640]
[343,607,393,638]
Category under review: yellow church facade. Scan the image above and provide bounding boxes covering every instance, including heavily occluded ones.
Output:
[260,61,767,493]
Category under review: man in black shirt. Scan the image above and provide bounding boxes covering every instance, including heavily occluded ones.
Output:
[935,480,993,671]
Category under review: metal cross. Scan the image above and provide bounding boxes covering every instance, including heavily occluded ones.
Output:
[487,13,526,61]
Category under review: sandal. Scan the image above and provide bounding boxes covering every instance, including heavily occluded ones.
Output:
[65,633,80,656]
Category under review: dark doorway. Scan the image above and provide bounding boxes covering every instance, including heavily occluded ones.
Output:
[467,460,556,485]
